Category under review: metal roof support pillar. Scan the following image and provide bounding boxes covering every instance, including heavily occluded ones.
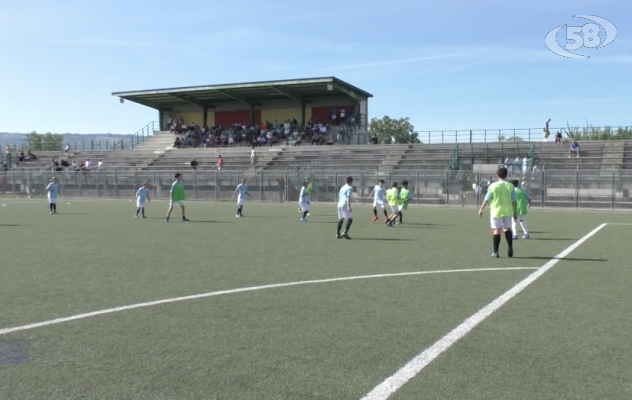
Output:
[158,110,164,131]
[249,104,256,126]
[203,107,209,127]
[301,101,306,126]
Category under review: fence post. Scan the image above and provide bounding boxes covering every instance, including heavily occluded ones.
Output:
[611,167,615,210]
[469,130,472,143]
[575,167,580,209]
[541,170,545,208]
[115,169,119,198]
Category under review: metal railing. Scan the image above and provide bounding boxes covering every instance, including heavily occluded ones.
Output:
[2,167,631,210]
[1,121,159,154]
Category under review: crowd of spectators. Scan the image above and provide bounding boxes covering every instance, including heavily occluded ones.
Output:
[167,114,356,149]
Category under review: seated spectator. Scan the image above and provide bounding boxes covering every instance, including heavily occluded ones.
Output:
[18,151,26,162]
[64,143,71,152]
[27,151,37,161]
[98,159,104,171]
[190,159,198,171]
[60,159,70,168]
[85,159,92,170]
[555,131,563,145]
[569,140,580,158]
[174,137,181,148]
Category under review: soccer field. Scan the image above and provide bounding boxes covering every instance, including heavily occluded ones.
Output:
[1,199,631,400]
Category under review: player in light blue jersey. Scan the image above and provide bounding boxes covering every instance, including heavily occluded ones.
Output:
[46,177,61,214]
[369,180,388,222]
[135,182,151,218]
[298,180,310,222]
[231,178,252,217]
[336,176,354,239]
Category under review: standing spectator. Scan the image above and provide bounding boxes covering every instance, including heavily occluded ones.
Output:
[5,145,13,167]
[251,147,256,166]
[569,140,580,158]
[543,118,551,141]
[522,155,529,175]
[555,131,563,145]
[98,159,105,171]
[276,176,286,202]
[513,155,522,175]
[217,155,223,171]
[190,158,198,170]
[504,156,512,171]
[85,159,92,171]
[64,143,72,152]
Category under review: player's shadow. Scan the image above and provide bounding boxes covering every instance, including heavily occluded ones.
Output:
[513,256,608,262]
[192,220,230,224]
[404,222,453,227]
[527,238,576,241]
[0,224,27,226]
[354,238,417,241]
[528,231,551,234]
[61,213,88,216]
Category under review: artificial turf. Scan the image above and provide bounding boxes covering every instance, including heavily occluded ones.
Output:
[0,199,631,399]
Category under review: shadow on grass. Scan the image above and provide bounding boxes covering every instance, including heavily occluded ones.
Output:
[528,231,551,234]
[527,238,576,241]
[512,256,608,262]
[191,220,230,224]
[0,224,27,227]
[353,238,417,241]
[59,213,88,216]
[403,222,454,227]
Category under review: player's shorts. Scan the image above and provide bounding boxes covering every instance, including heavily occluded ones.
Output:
[170,200,185,206]
[490,216,513,230]
[137,200,145,208]
[47,195,57,204]
[237,197,245,206]
[373,198,385,209]
[337,206,352,219]
[390,205,400,213]
[299,201,309,212]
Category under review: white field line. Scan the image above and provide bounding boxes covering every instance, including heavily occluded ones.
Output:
[360,223,608,400]
[0,267,537,336]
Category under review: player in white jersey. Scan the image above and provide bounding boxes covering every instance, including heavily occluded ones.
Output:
[336,176,354,239]
[231,178,252,217]
[135,182,151,218]
[298,180,310,222]
[368,180,388,222]
[46,177,61,214]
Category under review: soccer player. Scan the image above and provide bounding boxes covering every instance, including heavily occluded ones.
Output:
[165,173,189,222]
[232,178,252,217]
[298,180,309,222]
[398,180,413,224]
[478,167,518,258]
[336,176,354,239]
[368,180,388,222]
[511,179,531,239]
[385,182,400,227]
[46,177,61,214]
[297,178,312,215]
[135,181,151,219]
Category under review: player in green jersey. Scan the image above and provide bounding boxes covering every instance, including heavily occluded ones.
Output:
[166,173,189,222]
[511,180,531,239]
[397,180,413,224]
[478,167,518,258]
[385,182,401,228]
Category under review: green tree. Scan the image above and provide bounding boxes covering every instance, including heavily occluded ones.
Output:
[564,123,632,141]
[24,131,64,151]
[369,116,420,144]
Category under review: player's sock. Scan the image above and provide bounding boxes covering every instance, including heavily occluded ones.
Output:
[520,220,528,234]
[383,210,388,217]
[337,219,344,235]
[302,211,308,219]
[345,218,353,233]
[135,208,140,216]
[398,212,403,223]
[53,204,57,213]
[49,203,54,212]
[511,219,517,234]
[373,208,377,217]
[504,230,513,247]
[141,208,145,216]
[493,234,501,253]
[237,206,243,215]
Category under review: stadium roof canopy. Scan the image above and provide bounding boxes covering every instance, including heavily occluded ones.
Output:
[112,77,372,110]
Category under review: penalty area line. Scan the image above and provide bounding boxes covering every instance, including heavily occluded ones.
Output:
[0,267,537,336]
[360,222,608,400]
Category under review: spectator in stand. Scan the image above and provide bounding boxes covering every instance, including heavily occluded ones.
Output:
[251,147,256,166]
[27,151,37,161]
[543,118,551,142]
[522,155,529,175]
[85,159,92,171]
[276,176,286,202]
[569,140,580,158]
[514,155,522,175]
[18,151,26,162]
[98,159,104,171]
[217,155,223,171]
[60,159,70,169]
[555,131,563,145]
[64,143,71,152]
[504,156,512,171]
[174,137,181,148]
[190,159,198,171]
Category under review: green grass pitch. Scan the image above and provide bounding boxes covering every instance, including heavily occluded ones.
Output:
[1,198,632,399]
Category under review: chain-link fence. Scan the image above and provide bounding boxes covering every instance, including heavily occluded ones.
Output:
[1,167,631,210]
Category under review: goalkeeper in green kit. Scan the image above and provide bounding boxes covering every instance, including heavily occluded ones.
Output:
[511,180,530,239]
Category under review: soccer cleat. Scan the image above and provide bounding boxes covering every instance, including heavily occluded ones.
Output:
[491,252,499,258]
[134,215,138,218]
[508,247,514,258]
[182,217,190,222]
[142,215,146,219]
[512,235,518,240]
[50,212,54,215]
[297,208,301,214]
[342,233,351,240]
[523,234,529,239]
[306,212,310,216]
[300,218,307,222]
[165,218,169,222]
[387,222,394,228]
[372,216,378,222]
[336,234,343,239]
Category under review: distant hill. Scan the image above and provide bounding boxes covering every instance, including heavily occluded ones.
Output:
[0,133,130,147]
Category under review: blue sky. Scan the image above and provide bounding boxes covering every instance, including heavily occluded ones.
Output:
[1,0,630,134]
